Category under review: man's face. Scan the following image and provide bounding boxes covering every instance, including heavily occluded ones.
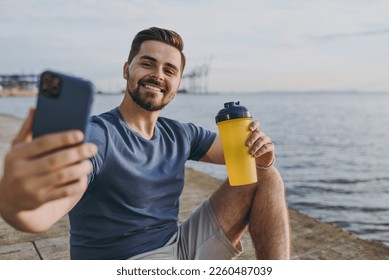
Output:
[123,40,182,111]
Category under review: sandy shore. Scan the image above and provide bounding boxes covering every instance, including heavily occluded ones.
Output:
[0,114,388,259]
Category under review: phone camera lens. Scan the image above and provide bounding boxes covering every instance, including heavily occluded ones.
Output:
[40,73,62,98]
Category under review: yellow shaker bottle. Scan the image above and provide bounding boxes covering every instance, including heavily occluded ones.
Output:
[215,101,257,186]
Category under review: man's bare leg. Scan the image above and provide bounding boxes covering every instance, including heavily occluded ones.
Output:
[210,166,290,259]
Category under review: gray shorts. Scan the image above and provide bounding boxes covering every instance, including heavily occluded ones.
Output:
[128,198,243,260]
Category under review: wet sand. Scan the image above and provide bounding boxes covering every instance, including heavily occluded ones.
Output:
[0,114,388,259]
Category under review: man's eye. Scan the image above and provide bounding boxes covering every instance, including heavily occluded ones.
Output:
[142,62,152,67]
[165,69,175,76]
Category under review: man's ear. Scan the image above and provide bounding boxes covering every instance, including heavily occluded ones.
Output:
[123,62,129,79]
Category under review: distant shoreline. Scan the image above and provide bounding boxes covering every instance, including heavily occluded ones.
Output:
[213,90,389,95]
[1,89,389,98]
[0,87,37,97]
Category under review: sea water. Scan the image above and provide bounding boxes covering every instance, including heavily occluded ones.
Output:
[1,91,389,246]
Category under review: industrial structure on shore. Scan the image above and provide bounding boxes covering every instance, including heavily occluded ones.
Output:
[0,74,39,96]
[179,58,212,94]
[1,58,212,97]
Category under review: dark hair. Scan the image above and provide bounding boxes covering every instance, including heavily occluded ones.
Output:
[127,27,186,72]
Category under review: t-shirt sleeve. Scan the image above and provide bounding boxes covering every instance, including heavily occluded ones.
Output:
[183,123,217,161]
[85,118,108,184]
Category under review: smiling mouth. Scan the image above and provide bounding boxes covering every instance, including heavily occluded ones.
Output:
[142,83,166,93]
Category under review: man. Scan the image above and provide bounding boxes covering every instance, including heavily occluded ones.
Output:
[0,27,290,259]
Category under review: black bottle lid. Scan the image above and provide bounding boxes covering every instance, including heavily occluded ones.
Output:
[215,101,251,123]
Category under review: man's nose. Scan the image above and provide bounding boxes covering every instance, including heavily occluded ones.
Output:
[150,67,164,81]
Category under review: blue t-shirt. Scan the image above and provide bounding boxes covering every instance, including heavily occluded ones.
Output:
[68,107,216,259]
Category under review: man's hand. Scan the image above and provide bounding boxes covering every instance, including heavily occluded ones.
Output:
[0,109,97,230]
[246,120,275,168]
[201,120,275,168]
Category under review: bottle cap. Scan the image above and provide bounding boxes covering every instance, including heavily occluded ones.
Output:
[215,101,251,123]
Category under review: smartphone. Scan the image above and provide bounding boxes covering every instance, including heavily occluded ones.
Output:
[32,70,95,139]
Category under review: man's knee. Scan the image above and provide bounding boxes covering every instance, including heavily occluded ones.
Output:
[254,166,286,199]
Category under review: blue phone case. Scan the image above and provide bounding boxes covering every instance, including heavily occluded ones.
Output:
[32,70,95,139]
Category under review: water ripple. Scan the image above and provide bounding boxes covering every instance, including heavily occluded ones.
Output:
[304,177,389,185]
[287,184,355,195]
[291,202,389,213]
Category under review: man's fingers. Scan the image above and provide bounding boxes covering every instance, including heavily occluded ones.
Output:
[246,129,265,146]
[9,142,97,180]
[1,157,92,211]
[249,136,272,156]
[252,142,274,158]
[32,160,93,189]
[249,120,260,132]
[11,130,85,160]
[42,176,89,202]
[20,143,97,176]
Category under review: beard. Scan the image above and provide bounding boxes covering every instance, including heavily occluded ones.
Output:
[127,77,172,112]
[130,90,166,111]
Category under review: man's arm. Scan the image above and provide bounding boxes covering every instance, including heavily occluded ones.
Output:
[0,109,97,233]
[200,121,275,167]
[199,134,225,164]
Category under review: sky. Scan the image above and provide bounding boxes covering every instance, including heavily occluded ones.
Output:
[1,0,389,93]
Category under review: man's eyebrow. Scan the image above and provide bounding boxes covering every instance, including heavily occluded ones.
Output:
[140,55,180,72]
[140,55,157,62]
[166,62,179,72]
